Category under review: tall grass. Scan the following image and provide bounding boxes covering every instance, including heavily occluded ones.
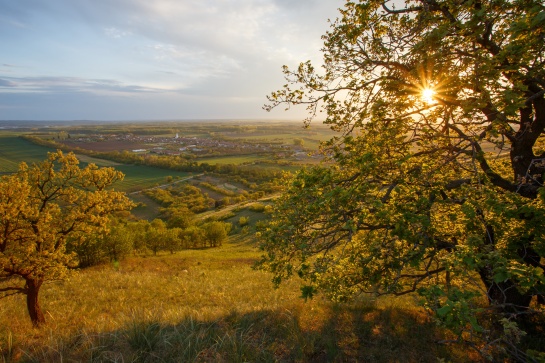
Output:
[0,239,472,362]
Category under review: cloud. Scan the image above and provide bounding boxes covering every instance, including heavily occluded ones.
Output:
[0,79,16,87]
[0,76,171,95]
[103,27,132,39]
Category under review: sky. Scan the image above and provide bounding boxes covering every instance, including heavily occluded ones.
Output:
[0,0,343,121]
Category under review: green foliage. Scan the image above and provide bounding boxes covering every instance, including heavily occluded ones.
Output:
[202,221,232,247]
[260,0,545,360]
[248,202,266,213]
[163,206,195,229]
[146,184,214,213]
[238,216,250,227]
[146,219,169,255]
[180,225,206,249]
[68,219,136,267]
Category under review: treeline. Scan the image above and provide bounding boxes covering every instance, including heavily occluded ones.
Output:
[69,215,232,268]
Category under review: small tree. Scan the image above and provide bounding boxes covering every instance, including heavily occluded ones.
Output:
[130,220,151,255]
[104,222,135,262]
[203,221,231,247]
[179,225,206,248]
[146,219,168,255]
[164,228,183,254]
[0,151,134,326]
[165,207,195,229]
[68,219,135,267]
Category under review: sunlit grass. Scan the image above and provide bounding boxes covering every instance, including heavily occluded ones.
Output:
[0,239,470,362]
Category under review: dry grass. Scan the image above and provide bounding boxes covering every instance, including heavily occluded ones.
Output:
[0,238,473,362]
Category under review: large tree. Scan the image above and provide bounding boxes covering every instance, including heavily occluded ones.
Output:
[259,0,545,358]
[0,151,134,326]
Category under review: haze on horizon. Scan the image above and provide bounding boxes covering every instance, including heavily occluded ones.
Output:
[0,1,342,121]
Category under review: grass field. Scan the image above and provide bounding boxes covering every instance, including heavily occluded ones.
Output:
[0,134,55,173]
[113,165,192,193]
[74,154,122,167]
[0,237,471,362]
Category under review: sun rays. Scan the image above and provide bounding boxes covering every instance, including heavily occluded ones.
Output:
[421,87,435,104]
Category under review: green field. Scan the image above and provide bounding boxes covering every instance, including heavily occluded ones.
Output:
[0,134,55,173]
[73,154,122,167]
[113,165,192,193]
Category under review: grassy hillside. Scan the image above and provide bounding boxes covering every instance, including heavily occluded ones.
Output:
[0,236,473,362]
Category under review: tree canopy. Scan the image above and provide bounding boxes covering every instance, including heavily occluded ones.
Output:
[259,0,545,359]
[0,151,134,326]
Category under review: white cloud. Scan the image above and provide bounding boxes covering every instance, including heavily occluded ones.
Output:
[0,76,171,95]
[103,27,132,39]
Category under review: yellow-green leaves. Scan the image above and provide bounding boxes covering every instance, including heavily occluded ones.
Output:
[0,151,134,325]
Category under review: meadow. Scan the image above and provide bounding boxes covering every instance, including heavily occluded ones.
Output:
[0,237,471,362]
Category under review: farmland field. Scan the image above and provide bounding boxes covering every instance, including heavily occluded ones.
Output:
[0,121,337,197]
[113,165,193,193]
[0,134,55,173]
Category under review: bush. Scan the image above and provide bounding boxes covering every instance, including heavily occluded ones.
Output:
[239,216,250,227]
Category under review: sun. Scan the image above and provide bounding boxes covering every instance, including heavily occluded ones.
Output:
[422,88,435,104]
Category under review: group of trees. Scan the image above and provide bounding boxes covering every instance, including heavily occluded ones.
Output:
[145,185,215,214]
[259,0,545,360]
[71,217,232,266]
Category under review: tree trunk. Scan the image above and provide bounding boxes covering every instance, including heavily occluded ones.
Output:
[477,222,534,315]
[25,278,46,327]
[485,278,532,312]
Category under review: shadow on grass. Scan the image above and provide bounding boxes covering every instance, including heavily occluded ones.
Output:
[8,304,475,363]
